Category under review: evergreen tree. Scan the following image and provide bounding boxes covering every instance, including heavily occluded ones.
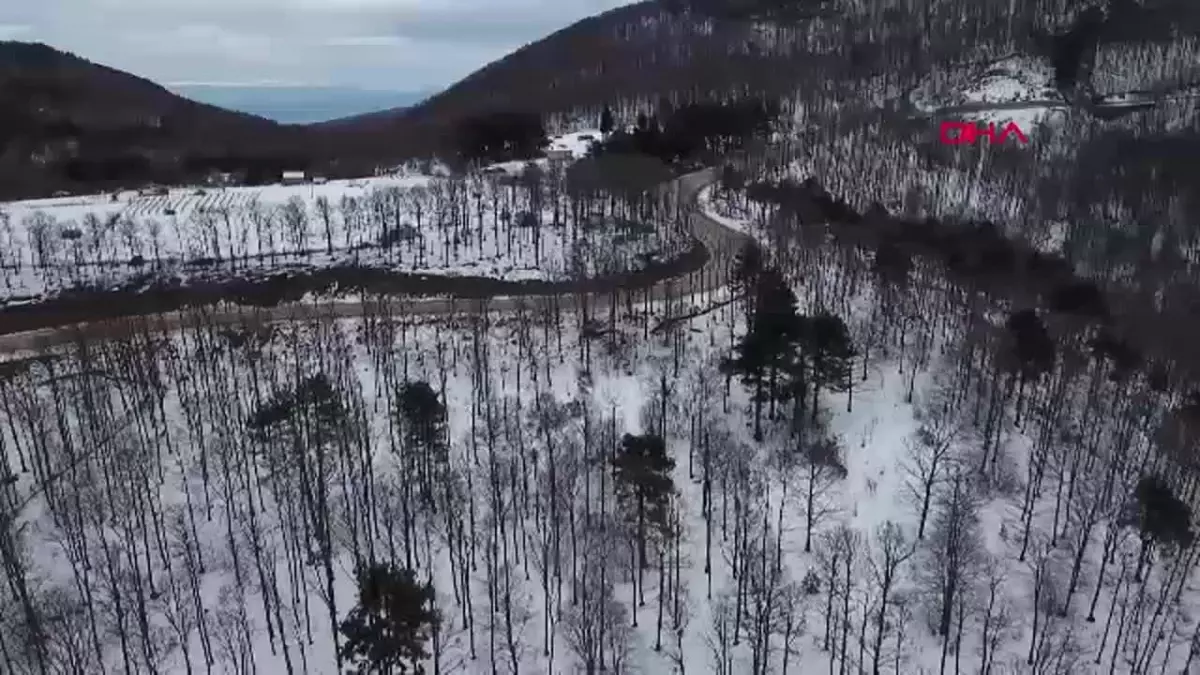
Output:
[732,240,764,323]
[1134,475,1194,550]
[802,312,856,420]
[600,105,615,135]
[611,432,676,570]
[395,381,449,511]
[1005,309,1055,378]
[724,267,806,440]
[720,163,745,193]
[340,564,440,675]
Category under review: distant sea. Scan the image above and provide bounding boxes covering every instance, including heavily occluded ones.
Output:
[169,85,433,124]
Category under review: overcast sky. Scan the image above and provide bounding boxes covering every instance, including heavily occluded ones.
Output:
[0,0,635,92]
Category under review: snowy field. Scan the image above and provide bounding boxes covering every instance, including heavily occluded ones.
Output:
[1,187,1199,674]
[0,130,693,305]
[908,54,1067,131]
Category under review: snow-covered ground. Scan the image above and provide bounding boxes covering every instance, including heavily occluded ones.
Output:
[698,184,755,235]
[481,129,604,175]
[3,188,1199,674]
[0,129,679,304]
[909,54,1066,131]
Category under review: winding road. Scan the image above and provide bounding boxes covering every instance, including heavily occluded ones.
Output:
[0,168,752,354]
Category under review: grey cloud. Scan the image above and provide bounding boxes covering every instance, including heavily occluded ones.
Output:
[0,0,634,90]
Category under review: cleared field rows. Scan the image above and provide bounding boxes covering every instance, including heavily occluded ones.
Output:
[119,190,263,220]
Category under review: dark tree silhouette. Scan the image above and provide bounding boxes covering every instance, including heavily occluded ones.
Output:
[732,240,764,301]
[452,110,548,165]
[600,105,615,135]
[339,564,440,675]
[719,163,745,193]
[1134,475,1194,550]
[246,373,345,441]
[611,432,676,570]
[801,312,856,419]
[724,267,807,440]
[396,381,449,511]
[1005,309,1056,379]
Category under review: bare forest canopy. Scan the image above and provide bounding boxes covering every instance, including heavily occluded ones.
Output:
[6,0,1200,671]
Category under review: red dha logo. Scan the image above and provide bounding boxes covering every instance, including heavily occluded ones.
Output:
[939,120,1029,145]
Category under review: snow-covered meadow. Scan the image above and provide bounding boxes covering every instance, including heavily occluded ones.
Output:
[0,130,693,305]
[908,54,1067,130]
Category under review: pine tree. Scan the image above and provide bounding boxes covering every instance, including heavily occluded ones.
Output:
[339,564,440,675]
[802,312,855,420]
[724,267,806,440]
[732,240,763,294]
[1133,475,1195,576]
[611,433,676,570]
[732,240,764,325]
[600,105,615,135]
[395,381,449,511]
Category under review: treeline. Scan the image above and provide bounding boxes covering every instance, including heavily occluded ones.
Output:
[591,97,779,166]
[725,168,1144,376]
[446,95,777,170]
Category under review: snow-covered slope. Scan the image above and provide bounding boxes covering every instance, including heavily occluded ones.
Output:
[909,54,1066,131]
[0,129,683,304]
[3,180,1199,674]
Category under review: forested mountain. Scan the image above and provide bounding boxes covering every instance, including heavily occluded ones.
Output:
[9,0,1200,196]
[5,0,1200,196]
[0,41,314,197]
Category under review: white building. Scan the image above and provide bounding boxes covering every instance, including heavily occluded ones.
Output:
[281,170,307,185]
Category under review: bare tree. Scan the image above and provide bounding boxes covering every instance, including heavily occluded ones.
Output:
[817,523,863,674]
[799,433,844,552]
[705,590,737,675]
[868,521,914,675]
[563,521,629,675]
[314,195,335,254]
[903,384,966,539]
[279,197,309,254]
[921,470,980,674]
[976,553,1015,675]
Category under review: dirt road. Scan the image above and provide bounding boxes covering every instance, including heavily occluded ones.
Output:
[0,168,751,354]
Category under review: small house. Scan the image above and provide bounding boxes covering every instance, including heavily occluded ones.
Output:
[281,170,307,185]
[312,175,328,185]
[545,148,573,163]
[206,171,238,187]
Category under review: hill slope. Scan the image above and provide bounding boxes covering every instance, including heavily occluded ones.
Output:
[8,0,1199,197]
[324,1,816,158]
[0,42,311,197]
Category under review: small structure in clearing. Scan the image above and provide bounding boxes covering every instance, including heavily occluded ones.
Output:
[545,148,573,163]
[281,170,308,185]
